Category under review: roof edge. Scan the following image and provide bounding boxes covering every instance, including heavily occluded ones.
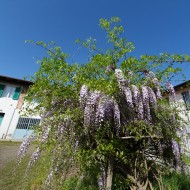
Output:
[174,80,190,89]
[0,75,33,86]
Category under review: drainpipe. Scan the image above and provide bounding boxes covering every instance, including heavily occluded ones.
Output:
[4,108,16,139]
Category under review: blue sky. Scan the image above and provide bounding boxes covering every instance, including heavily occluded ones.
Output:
[1,0,190,85]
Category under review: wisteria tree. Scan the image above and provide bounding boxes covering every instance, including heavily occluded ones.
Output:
[19,17,190,189]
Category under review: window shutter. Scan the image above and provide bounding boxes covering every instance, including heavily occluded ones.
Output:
[13,87,21,100]
[0,84,5,97]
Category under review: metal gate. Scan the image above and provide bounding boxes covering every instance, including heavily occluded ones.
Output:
[13,117,40,139]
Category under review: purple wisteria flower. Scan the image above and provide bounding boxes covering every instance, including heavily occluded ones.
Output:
[27,147,41,167]
[17,136,33,165]
[123,87,134,111]
[146,71,162,99]
[142,86,151,122]
[84,91,101,128]
[132,85,144,120]
[58,124,65,139]
[79,84,89,108]
[115,69,126,87]
[96,95,112,126]
[40,125,50,143]
[94,95,121,136]
[132,85,139,106]
[41,110,53,121]
[147,87,157,106]
[115,69,133,111]
[166,81,176,99]
[138,97,144,120]
[152,77,162,99]
[115,68,131,86]
[57,117,74,140]
[113,100,121,136]
[172,139,181,166]
[84,101,91,128]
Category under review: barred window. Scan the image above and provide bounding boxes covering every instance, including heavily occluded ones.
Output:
[16,117,41,130]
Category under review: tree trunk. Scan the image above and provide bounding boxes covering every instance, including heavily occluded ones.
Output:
[106,156,114,190]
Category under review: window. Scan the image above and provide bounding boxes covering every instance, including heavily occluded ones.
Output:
[0,113,5,126]
[12,87,22,100]
[16,117,41,130]
[0,84,5,97]
[182,91,190,109]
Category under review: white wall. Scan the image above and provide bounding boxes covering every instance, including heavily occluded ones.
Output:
[5,109,21,139]
[0,84,18,109]
[171,87,190,152]
[0,83,19,139]
[172,88,190,123]
[0,81,41,140]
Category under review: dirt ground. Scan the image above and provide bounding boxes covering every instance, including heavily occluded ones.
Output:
[0,141,34,168]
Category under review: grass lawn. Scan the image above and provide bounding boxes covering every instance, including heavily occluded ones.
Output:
[0,141,48,190]
[0,141,21,168]
[1,141,190,190]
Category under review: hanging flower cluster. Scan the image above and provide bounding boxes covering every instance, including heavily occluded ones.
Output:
[27,147,41,168]
[166,81,176,99]
[77,69,164,141]
[146,71,162,99]
[79,85,89,109]
[132,85,144,120]
[142,86,151,122]
[115,69,133,110]
[78,69,178,138]
[84,90,101,129]
[17,135,34,165]
[80,85,121,136]
[25,112,52,168]
[40,125,50,143]
[115,69,159,124]
[172,139,181,166]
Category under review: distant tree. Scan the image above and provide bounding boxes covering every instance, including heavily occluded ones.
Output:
[19,17,190,190]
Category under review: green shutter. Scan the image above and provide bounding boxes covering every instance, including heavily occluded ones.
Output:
[13,87,21,100]
[0,84,5,97]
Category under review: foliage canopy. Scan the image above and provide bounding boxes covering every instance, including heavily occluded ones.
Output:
[20,17,190,190]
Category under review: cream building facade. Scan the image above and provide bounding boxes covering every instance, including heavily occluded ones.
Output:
[0,75,40,140]
[170,81,190,151]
